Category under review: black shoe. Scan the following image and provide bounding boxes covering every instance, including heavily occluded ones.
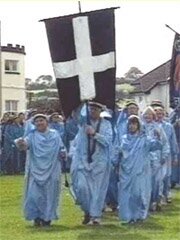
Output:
[82,213,90,225]
[93,218,101,225]
[41,220,51,227]
[128,219,136,224]
[166,197,172,203]
[34,218,42,227]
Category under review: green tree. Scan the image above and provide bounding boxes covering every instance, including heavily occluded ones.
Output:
[116,83,135,100]
[124,67,143,81]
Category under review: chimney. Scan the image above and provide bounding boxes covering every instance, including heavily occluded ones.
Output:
[7,43,13,47]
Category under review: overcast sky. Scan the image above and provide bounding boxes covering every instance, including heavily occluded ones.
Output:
[0,0,179,80]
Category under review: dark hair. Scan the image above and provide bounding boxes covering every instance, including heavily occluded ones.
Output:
[128,116,141,130]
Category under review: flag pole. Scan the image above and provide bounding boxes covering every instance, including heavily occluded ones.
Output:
[165,24,180,35]
[78,1,82,13]
[85,100,92,164]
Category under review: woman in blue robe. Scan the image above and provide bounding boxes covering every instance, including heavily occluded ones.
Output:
[155,107,178,203]
[23,110,37,137]
[49,113,68,173]
[105,114,119,212]
[71,102,113,225]
[0,113,10,173]
[107,101,139,211]
[15,114,65,227]
[116,115,163,224]
[49,112,65,139]
[116,101,139,141]
[142,107,170,211]
[8,116,25,173]
[3,116,17,174]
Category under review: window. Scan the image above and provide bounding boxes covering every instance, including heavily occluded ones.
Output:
[5,60,19,73]
[5,100,18,112]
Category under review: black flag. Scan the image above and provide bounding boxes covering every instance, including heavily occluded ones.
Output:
[41,8,116,117]
[170,33,180,108]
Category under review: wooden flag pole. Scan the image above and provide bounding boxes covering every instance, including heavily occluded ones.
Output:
[165,24,180,35]
[85,100,92,164]
[78,1,82,13]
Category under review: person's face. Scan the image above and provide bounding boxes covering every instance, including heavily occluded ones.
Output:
[51,115,60,123]
[34,117,48,132]
[143,112,155,123]
[154,108,164,121]
[128,121,139,134]
[18,113,25,121]
[127,104,139,116]
[89,106,101,120]
[14,117,20,124]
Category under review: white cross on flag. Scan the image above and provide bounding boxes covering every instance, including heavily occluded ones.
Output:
[42,8,116,117]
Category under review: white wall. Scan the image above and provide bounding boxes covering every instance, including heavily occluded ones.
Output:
[1,51,26,115]
[134,83,170,113]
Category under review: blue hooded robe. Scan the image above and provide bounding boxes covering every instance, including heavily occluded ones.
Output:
[157,120,178,198]
[118,132,162,222]
[23,128,64,221]
[143,121,170,204]
[71,118,112,218]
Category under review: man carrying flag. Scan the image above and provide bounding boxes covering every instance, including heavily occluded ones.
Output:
[70,101,113,225]
[41,7,117,225]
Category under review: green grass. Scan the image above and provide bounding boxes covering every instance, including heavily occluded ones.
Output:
[0,175,180,240]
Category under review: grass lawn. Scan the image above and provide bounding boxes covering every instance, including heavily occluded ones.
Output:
[0,175,180,240]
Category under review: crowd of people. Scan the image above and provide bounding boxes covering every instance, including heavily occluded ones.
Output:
[0,99,179,227]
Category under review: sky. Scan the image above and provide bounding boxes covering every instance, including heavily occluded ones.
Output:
[0,0,180,80]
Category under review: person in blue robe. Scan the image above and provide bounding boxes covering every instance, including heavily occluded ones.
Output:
[18,112,25,127]
[171,119,180,185]
[7,116,25,173]
[70,102,113,225]
[115,115,163,224]
[0,113,10,173]
[107,101,139,211]
[64,110,79,145]
[2,116,17,174]
[154,106,178,203]
[116,101,139,141]
[49,112,65,139]
[15,114,66,227]
[63,109,81,173]
[23,110,37,137]
[104,111,119,212]
[169,107,180,186]
[49,112,68,173]
[142,107,170,211]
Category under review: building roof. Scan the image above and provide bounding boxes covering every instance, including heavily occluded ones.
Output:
[131,60,170,94]
[1,44,26,55]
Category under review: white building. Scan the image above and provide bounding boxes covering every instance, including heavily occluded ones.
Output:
[0,43,26,117]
